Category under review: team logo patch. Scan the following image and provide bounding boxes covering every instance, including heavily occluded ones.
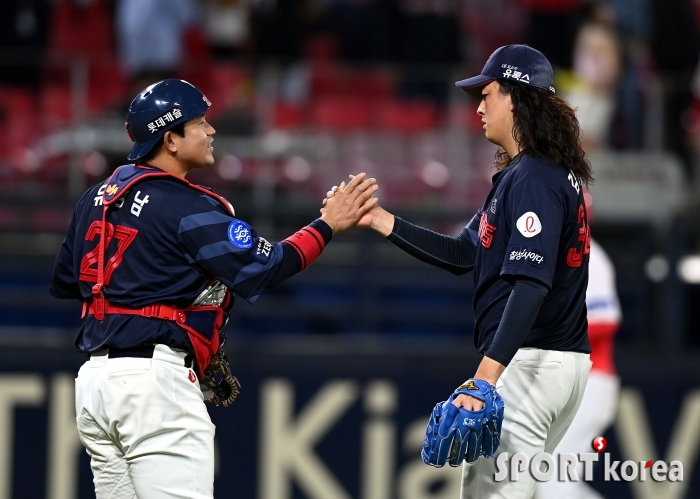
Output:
[188,370,196,383]
[228,220,253,249]
[509,247,545,268]
[252,237,272,264]
[516,211,542,238]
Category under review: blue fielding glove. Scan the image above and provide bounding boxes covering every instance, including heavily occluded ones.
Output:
[421,379,504,468]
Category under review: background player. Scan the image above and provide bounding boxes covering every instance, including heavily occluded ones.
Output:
[327,44,593,498]
[49,78,378,499]
[535,193,621,499]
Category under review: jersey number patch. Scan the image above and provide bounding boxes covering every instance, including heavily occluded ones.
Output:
[79,221,139,284]
[566,204,590,268]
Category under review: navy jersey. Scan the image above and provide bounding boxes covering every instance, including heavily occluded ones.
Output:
[466,153,591,355]
[50,164,320,353]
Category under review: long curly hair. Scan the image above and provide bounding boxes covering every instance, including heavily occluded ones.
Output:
[494,79,593,186]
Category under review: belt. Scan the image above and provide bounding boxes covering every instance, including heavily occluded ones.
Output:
[95,345,193,368]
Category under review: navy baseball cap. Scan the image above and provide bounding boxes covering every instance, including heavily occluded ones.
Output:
[455,45,555,97]
[125,79,212,161]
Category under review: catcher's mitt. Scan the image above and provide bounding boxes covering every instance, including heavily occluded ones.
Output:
[200,333,241,407]
[421,379,504,467]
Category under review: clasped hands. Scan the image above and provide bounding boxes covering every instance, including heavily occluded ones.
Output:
[319,173,379,235]
[320,174,394,236]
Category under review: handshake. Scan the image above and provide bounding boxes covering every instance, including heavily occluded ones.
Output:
[318,172,394,237]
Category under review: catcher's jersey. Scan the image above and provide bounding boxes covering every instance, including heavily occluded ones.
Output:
[466,153,591,355]
[51,164,289,353]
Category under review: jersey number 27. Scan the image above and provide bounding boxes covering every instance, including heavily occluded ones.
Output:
[79,220,138,284]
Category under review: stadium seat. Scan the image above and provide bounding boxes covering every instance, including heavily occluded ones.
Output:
[48,0,113,59]
[273,103,308,130]
[311,96,371,132]
[374,99,437,133]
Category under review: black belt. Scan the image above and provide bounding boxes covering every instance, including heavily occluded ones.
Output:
[97,345,193,368]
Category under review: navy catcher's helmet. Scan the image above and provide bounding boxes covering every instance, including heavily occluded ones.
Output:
[125,79,212,161]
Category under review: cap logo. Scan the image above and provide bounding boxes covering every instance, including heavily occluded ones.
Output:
[501,64,532,84]
[146,107,184,134]
[203,95,211,107]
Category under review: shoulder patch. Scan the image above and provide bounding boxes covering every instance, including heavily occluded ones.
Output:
[516,212,542,238]
[227,220,254,249]
[252,237,273,264]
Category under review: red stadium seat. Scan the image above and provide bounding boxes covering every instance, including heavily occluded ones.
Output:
[273,103,308,130]
[0,87,38,159]
[311,96,371,132]
[40,85,72,127]
[374,99,437,133]
[48,0,113,59]
[347,69,393,100]
[87,58,127,117]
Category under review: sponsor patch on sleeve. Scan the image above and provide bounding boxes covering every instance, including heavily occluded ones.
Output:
[508,247,545,268]
[227,220,254,249]
[252,237,273,264]
[516,211,542,238]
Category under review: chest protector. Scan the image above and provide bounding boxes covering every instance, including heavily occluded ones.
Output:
[85,164,240,405]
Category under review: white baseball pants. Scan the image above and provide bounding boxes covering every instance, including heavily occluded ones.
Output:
[461,348,592,499]
[533,370,620,499]
[74,344,216,499]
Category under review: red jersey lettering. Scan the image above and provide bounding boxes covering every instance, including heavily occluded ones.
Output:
[478,212,497,249]
[79,220,138,284]
[566,204,590,267]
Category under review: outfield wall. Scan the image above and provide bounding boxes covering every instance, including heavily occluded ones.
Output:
[0,340,698,499]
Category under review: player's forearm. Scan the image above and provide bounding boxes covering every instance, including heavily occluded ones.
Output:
[484,278,549,367]
[386,217,476,275]
[473,357,507,386]
[369,207,394,236]
[268,219,333,287]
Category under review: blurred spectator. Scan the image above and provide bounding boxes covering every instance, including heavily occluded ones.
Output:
[115,0,200,96]
[202,0,252,59]
[252,0,313,61]
[0,0,51,89]
[606,0,651,39]
[650,0,700,174]
[396,0,462,106]
[323,0,400,62]
[521,0,583,69]
[560,21,623,150]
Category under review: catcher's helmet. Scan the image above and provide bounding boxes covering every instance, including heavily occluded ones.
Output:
[125,79,212,161]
